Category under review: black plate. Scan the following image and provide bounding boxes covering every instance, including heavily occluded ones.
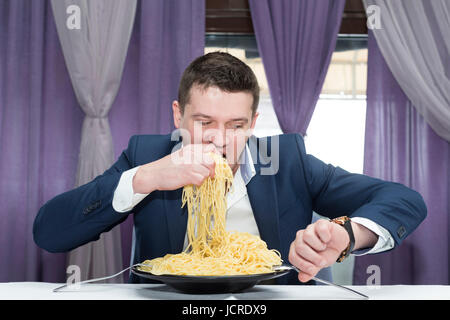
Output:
[131,265,290,294]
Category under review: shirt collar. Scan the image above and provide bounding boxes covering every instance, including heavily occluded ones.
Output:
[240,143,256,185]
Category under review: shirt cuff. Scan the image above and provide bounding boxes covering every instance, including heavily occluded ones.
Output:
[112,166,148,213]
[350,217,395,256]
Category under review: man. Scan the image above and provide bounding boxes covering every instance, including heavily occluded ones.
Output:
[33,52,427,285]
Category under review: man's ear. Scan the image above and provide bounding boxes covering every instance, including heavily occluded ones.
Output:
[172,101,182,128]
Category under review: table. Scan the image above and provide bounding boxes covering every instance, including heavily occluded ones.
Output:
[1,283,449,300]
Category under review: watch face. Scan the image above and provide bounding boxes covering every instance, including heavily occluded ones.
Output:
[333,216,349,225]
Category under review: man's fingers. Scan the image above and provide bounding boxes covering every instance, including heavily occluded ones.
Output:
[298,272,314,283]
[288,243,319,282]
[294,241,327,268]
[288,221,341,284]
[183,144,218,167]
[200,153,216,176]
[191,164,215,182]
[201,144,221,168]
[302,225,327,251]
[202,143,219,155]
[193,161,216,180]
[315,219,332,244]
[190,171,210,187]
[208,162,216,178]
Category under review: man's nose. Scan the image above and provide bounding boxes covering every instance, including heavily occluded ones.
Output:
[206,129,229,150]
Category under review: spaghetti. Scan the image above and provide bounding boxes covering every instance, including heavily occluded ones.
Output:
[140,152,282,276]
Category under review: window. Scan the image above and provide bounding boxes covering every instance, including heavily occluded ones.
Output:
[305,36,368,174]
[206,0,369,35]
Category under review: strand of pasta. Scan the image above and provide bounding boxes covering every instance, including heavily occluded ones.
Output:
[140,152,282,276]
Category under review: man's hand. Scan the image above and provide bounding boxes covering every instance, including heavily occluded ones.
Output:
[288,219,378,283]
[288,219,348,282]
[132,143,220,194]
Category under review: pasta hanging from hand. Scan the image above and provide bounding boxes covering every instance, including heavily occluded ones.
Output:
[140,152,282,276]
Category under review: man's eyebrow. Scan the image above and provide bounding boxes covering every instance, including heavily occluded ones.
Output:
[191,113,212,118]
[228,118,248,123]
[191,113,248,123]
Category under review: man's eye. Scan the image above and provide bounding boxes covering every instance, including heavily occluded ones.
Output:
[201,121,211,126]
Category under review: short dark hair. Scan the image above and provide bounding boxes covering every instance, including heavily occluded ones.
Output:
[178,51,260,116]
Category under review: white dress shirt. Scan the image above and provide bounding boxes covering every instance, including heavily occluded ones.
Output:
[112,144,394,256]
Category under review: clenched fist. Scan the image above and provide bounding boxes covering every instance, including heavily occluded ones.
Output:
[288,219,350,283]
[132,143,220,194]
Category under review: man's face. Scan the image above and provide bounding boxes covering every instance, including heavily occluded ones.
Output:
[172,85,258,172]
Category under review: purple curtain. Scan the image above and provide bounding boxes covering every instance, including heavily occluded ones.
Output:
[248,0,345,135]
[0,0,83,282]
[353,33,450,285]
[0,0,204,282]
[364,0,450,142]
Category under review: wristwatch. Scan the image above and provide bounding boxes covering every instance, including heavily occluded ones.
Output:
[330,216,355,263]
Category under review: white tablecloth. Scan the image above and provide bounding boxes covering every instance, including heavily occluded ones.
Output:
[0,283,449,300]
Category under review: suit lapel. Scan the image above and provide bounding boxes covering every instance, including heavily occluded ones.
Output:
[246,136,281,252]
[164,188,188,253]
[163,133,188,253]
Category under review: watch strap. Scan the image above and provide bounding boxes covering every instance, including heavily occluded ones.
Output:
[331,216,355,263]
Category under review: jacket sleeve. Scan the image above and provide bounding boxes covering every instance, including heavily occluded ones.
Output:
[33,135,139,253]
[294,134,427,248]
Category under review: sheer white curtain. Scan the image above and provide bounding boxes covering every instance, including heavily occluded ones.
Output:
[51,0,137,282]
[364,0,450,141]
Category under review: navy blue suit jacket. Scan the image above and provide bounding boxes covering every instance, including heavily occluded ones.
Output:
[33,133,427,284]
